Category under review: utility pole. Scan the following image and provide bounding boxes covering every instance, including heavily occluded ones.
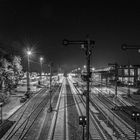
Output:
[109,63,118,136]
[40,57,43,84]
[26,50,32,98]
[115,63,118,97]
[108,63,118,97]
[128,65,131,97]
[48,62,53,112]
[63,37,95,140]
[27,53,30,92]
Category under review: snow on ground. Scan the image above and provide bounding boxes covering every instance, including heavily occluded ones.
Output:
[1,82,41,120]
[3,105,22,119]
[16,85,38,92]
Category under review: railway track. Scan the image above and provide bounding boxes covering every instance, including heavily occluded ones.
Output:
[47,78,68,140]
[94,86,140,124]
[0,88,46,138]
[90,88,140,140]
[94,80,136,106]
[71,78,140,139]
[68,78,109,140]
[48,77,107,140]
[1,85,61,140]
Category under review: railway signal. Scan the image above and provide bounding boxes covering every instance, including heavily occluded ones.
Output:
[121,44,140,51]
[79,116,87,126]
[131,111,140,140]
[79,116,87,140]
[63,36,95,140]
[81,72,92,82]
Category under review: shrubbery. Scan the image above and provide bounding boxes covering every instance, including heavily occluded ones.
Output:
[0,93,10,105]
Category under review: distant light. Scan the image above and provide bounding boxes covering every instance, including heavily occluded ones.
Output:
[78,68,81,70]
[27,50,32,56]
[84,65,86,69]
[40,57,43,62]
[92,67,95,71]
[80,118,82,121]
[132,113,135,116]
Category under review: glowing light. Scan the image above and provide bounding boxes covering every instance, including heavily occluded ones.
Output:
[78,68,81,70]
[27,50,32,56]
[40,57,43,62]
[84,65,86,69]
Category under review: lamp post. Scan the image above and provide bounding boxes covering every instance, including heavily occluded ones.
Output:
[40,57,43,84]
[26,50,31,97]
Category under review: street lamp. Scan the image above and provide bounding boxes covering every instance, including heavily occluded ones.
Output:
[40,57,43,84]
[26,50,32,98]
[83,65,86,69]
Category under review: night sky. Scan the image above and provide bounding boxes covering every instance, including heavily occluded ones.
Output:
[1,0,140,72]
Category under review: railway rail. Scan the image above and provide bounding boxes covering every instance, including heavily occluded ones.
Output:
[90,88,140,140]
[69,78,109,140]
[47,78,68,140]
[1,84,61,140]
[70,77,140,139]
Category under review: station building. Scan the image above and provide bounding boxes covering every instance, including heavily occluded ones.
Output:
[93,65,140,87]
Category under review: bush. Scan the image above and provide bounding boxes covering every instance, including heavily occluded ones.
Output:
[0,93,10,104]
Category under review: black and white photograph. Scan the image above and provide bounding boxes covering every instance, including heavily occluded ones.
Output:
[0,1,140,140]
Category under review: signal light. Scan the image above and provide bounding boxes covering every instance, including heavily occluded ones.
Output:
[79,116,87,126]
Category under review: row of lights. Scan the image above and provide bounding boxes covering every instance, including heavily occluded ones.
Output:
[26,49,53,112]
[26,50,44,63]
[26,49,44,93]
[71,65,95,73]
